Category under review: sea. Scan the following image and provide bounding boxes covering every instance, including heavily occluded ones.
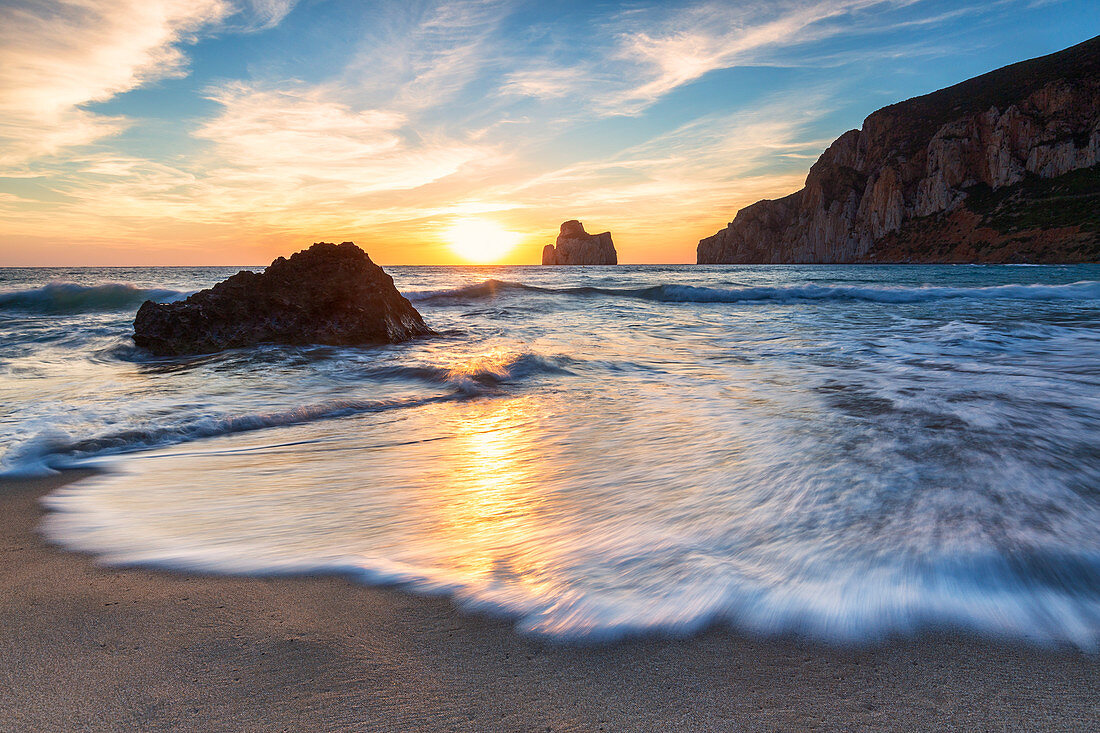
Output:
[2,264,1099,647]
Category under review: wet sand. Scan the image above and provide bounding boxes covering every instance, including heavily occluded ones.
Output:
[2,471,1098,732]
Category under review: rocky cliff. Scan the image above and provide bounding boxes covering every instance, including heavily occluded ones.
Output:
[543,220,618,265]
[134,242,431,355]
[698,35,1100,264]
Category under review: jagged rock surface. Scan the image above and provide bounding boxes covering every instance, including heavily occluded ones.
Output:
[543,220,618,265]
[698,35,1100,263]
[134,242,431,355]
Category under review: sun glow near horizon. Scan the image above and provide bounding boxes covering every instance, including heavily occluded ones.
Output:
[0,1,1093,266]
[445,219,523,263]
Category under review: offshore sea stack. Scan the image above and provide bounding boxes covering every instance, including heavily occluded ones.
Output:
[698,35,1100,264]
[542,220,618,265]
[133,242,431,356]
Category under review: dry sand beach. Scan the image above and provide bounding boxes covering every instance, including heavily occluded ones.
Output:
[2,472,1097,732]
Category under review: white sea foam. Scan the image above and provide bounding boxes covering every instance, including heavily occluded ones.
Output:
[39,386,1100,647]
[0,396,449,476]
[0,351,570,475]
[411,278,1100,305]
[6,263,1100,647]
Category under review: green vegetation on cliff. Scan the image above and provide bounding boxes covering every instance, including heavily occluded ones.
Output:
[965,165,1100,234]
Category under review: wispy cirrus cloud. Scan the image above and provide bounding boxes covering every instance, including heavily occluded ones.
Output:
[0,1,515,260]
[611,1,892,111]
[0,0,233,169]
[503,0,919,114]
[192,82,500,215]
[0,0,302,171]
[336,0,514,116]
[499,67,590,100]
[239,0,299,30]
[0,0,1086,264]
[3,81,506,243]
[484,92,834,256]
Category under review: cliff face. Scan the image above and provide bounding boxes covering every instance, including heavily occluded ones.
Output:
[698,36,1100,264]
[543,220,618,265]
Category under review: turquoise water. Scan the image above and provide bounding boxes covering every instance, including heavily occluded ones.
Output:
[2,264,1099,646]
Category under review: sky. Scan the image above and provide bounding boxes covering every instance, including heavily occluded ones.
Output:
[0,0,1096,265]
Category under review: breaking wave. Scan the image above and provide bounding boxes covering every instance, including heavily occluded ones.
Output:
[0,351,569,476]
[7,262,1100,648]
[411,279,1100,305]
[0,282,186,313]
[1,396,450,477]
[353,352,571,389]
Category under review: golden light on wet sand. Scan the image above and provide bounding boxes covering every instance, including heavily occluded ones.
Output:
[445,219,522,263]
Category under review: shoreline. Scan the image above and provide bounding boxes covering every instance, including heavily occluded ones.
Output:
[2,471,1098,731]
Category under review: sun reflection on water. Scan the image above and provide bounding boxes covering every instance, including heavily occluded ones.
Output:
[424,396,555,596]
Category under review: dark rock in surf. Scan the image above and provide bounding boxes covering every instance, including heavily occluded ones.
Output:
[133,242,431,356]
[542,220,618,265]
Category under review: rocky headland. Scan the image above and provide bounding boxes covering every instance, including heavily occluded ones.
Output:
[698,35,1100,264]
[133,242,431,356]
[543,220,618,265]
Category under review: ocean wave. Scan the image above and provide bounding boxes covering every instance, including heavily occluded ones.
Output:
[9,264,1100,648]
[0,395,453,477]
[39,478,1100,648]
[0,282,186,313]
[353,352,573,392]
[406,279,532,302]
[412,278,1100,305]
[0,350,570,476]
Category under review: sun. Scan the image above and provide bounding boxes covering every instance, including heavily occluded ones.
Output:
[445,219,521,263]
